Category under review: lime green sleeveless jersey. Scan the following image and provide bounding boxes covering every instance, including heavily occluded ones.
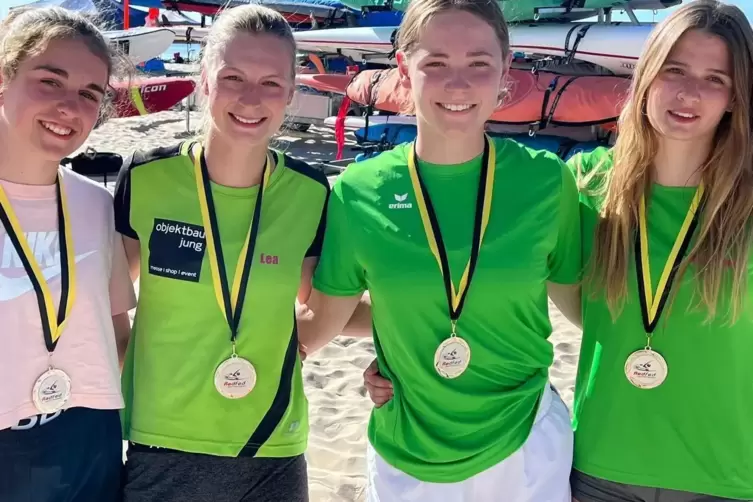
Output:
[114,143,328,457]
[314,138,582,482]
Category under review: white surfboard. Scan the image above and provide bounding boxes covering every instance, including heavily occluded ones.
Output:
[105,27,176,64]
[294,21,655,74]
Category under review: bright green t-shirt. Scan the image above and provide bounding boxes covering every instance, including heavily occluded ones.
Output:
[113,142,329,457]
[313,138,581,482]
[569,147,753,499]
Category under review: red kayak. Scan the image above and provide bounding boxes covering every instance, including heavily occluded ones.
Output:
[296,69,630,129]
[110,76,196,118]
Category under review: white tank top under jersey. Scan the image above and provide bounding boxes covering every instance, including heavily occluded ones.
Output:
[0,169,136,431]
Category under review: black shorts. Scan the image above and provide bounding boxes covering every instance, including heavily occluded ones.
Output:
[0,407,123,502]
[571,469,750,502]
[123,443,308,502]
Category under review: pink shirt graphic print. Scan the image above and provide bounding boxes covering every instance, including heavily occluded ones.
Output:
[0,170,136,430]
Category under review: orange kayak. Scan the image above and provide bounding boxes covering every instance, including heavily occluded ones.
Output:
[296,68,631,128]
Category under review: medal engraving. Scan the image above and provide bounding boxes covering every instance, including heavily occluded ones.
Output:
[214,356,257,398]
[32,368,71,414]
[624,349,668,389]
[434,336,471,379]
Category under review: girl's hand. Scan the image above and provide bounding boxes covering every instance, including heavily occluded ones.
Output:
[363,358,393,407]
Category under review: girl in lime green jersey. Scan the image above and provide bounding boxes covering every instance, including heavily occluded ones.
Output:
[297,0,581,499]
[112,5,368,501]
[567,1,753,501]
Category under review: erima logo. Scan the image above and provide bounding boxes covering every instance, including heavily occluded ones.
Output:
[0,231,96,302]
[388,193,413,209]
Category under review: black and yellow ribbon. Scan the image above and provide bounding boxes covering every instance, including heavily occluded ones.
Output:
[0,174,75,352]
[192,143,272,342]
[407,135,495,329]
[635,184,704,334]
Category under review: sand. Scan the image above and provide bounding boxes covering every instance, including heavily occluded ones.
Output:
[79,109,582,502]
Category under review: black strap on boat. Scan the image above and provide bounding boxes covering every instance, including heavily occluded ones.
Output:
[530,76,560,136]
[544,76,579,128]
[564,24,591,65]
[387,28,399,59]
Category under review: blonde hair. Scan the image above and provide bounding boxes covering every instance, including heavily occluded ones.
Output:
[198,4,296,138]
[0,6,127,121]
[580,0,753,323]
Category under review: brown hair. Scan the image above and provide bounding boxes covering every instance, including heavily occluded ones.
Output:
[394,0,510,114]
[579,0,753,323]
[396,0,510,57]
[198,4,297,137]
[0,6,128,121]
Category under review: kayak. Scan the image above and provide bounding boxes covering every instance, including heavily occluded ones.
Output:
[336,0,680,22]
[105,27,175,64]
[110,76,196,118]
[296,67,630,127]
[293,22,655,74]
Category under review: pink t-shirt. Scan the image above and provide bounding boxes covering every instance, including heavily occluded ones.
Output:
[0,170,136,430]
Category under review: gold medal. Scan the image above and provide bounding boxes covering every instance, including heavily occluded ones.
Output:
[214,353,257,399]
[192,143,272,399]
[630,184,704,389]
[408,136,495,379]
[624,348,668,389]
[434,333,471,379]
[0,175,76,410]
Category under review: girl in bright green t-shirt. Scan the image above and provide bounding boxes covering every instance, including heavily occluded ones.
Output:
[297,0,581,499]
[360,1,753,501]
[565,2,753,501]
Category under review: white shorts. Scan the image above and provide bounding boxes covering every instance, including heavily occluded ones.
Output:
[367,385,573,502]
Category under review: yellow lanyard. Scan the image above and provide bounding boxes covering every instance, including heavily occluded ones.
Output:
[192,143,272,341]
[406,135,495,329]
[636,183,704,334]
[0,174,76,351]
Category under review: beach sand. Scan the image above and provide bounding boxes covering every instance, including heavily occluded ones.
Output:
[80,109,582,502]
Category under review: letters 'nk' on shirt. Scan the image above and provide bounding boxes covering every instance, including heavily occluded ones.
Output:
[0,170,136,431]
[569,147,753,500]
[113,143,329,458]
[313,138,582,483]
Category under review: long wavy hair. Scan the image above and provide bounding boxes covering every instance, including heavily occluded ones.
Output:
[580,0,753,324]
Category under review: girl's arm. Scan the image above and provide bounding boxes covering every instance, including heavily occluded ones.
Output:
[113,312,131,369]
[111,233,137,367]
[297,257,372,357]
[123,236,140,282]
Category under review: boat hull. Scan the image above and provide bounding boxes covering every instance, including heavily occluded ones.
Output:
[293,22,654,74]
[110,77,196,118]
[105,27,175,64]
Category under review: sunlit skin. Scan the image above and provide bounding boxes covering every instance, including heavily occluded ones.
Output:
[0,38,108,172]
[203,32,295,146]
[646,29,733,146]
[396,10,508,164]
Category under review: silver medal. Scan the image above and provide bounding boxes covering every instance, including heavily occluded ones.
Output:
[32,368,72,414]
[624,349,668,389]
[434,336,471,379]
[214,355,257,398]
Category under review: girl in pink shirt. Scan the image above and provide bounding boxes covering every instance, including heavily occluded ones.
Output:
[0,6,135,502]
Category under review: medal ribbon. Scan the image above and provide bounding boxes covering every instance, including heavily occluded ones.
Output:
[193,143,272,343]
[0,174,75,352]
[635,184,704,335]
[407,135,495,330]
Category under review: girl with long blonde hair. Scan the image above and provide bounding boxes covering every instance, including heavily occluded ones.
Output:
[569,1,753,500]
